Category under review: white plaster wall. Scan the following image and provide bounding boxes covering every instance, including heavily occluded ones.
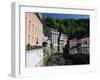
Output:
[25,49,43,67]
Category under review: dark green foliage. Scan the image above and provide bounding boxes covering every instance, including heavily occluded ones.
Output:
[26,44,42,50]
[26,44,31,50]
[43,53,50,65]
[43,16,89,36]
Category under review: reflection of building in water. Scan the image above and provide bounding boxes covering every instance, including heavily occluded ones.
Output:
[69,30,89,54]
[25,12,43,48]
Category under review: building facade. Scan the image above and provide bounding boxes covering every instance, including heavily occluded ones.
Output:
[77,37,89,54]
[47,29,59,53]
[25,12,44,67]
[47,29,68,53]
[69,31,89,54]
[47,29,59,46]
[25,12,43,49]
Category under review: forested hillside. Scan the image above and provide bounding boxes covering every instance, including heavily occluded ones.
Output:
[43,16,89,36]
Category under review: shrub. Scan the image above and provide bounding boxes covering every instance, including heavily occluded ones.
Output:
[26,44,31,50]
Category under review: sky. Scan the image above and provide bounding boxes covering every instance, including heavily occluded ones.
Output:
[42,13,89,19]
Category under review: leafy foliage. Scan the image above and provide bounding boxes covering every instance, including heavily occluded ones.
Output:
[43,16,89,36]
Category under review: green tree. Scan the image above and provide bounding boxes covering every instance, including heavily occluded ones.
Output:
[43,16,89,37]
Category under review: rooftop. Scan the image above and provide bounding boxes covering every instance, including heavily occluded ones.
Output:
[69,30,89,40]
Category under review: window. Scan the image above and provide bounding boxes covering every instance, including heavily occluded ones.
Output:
[35,38,37,44]
[32,24,34,32]
[28,35,30,43]
[32,36,34,42]
[35,26,37,34]
[25,17,27,27]
[28,35,30,38]
[85,41,87,45]
[29,20,31,27]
